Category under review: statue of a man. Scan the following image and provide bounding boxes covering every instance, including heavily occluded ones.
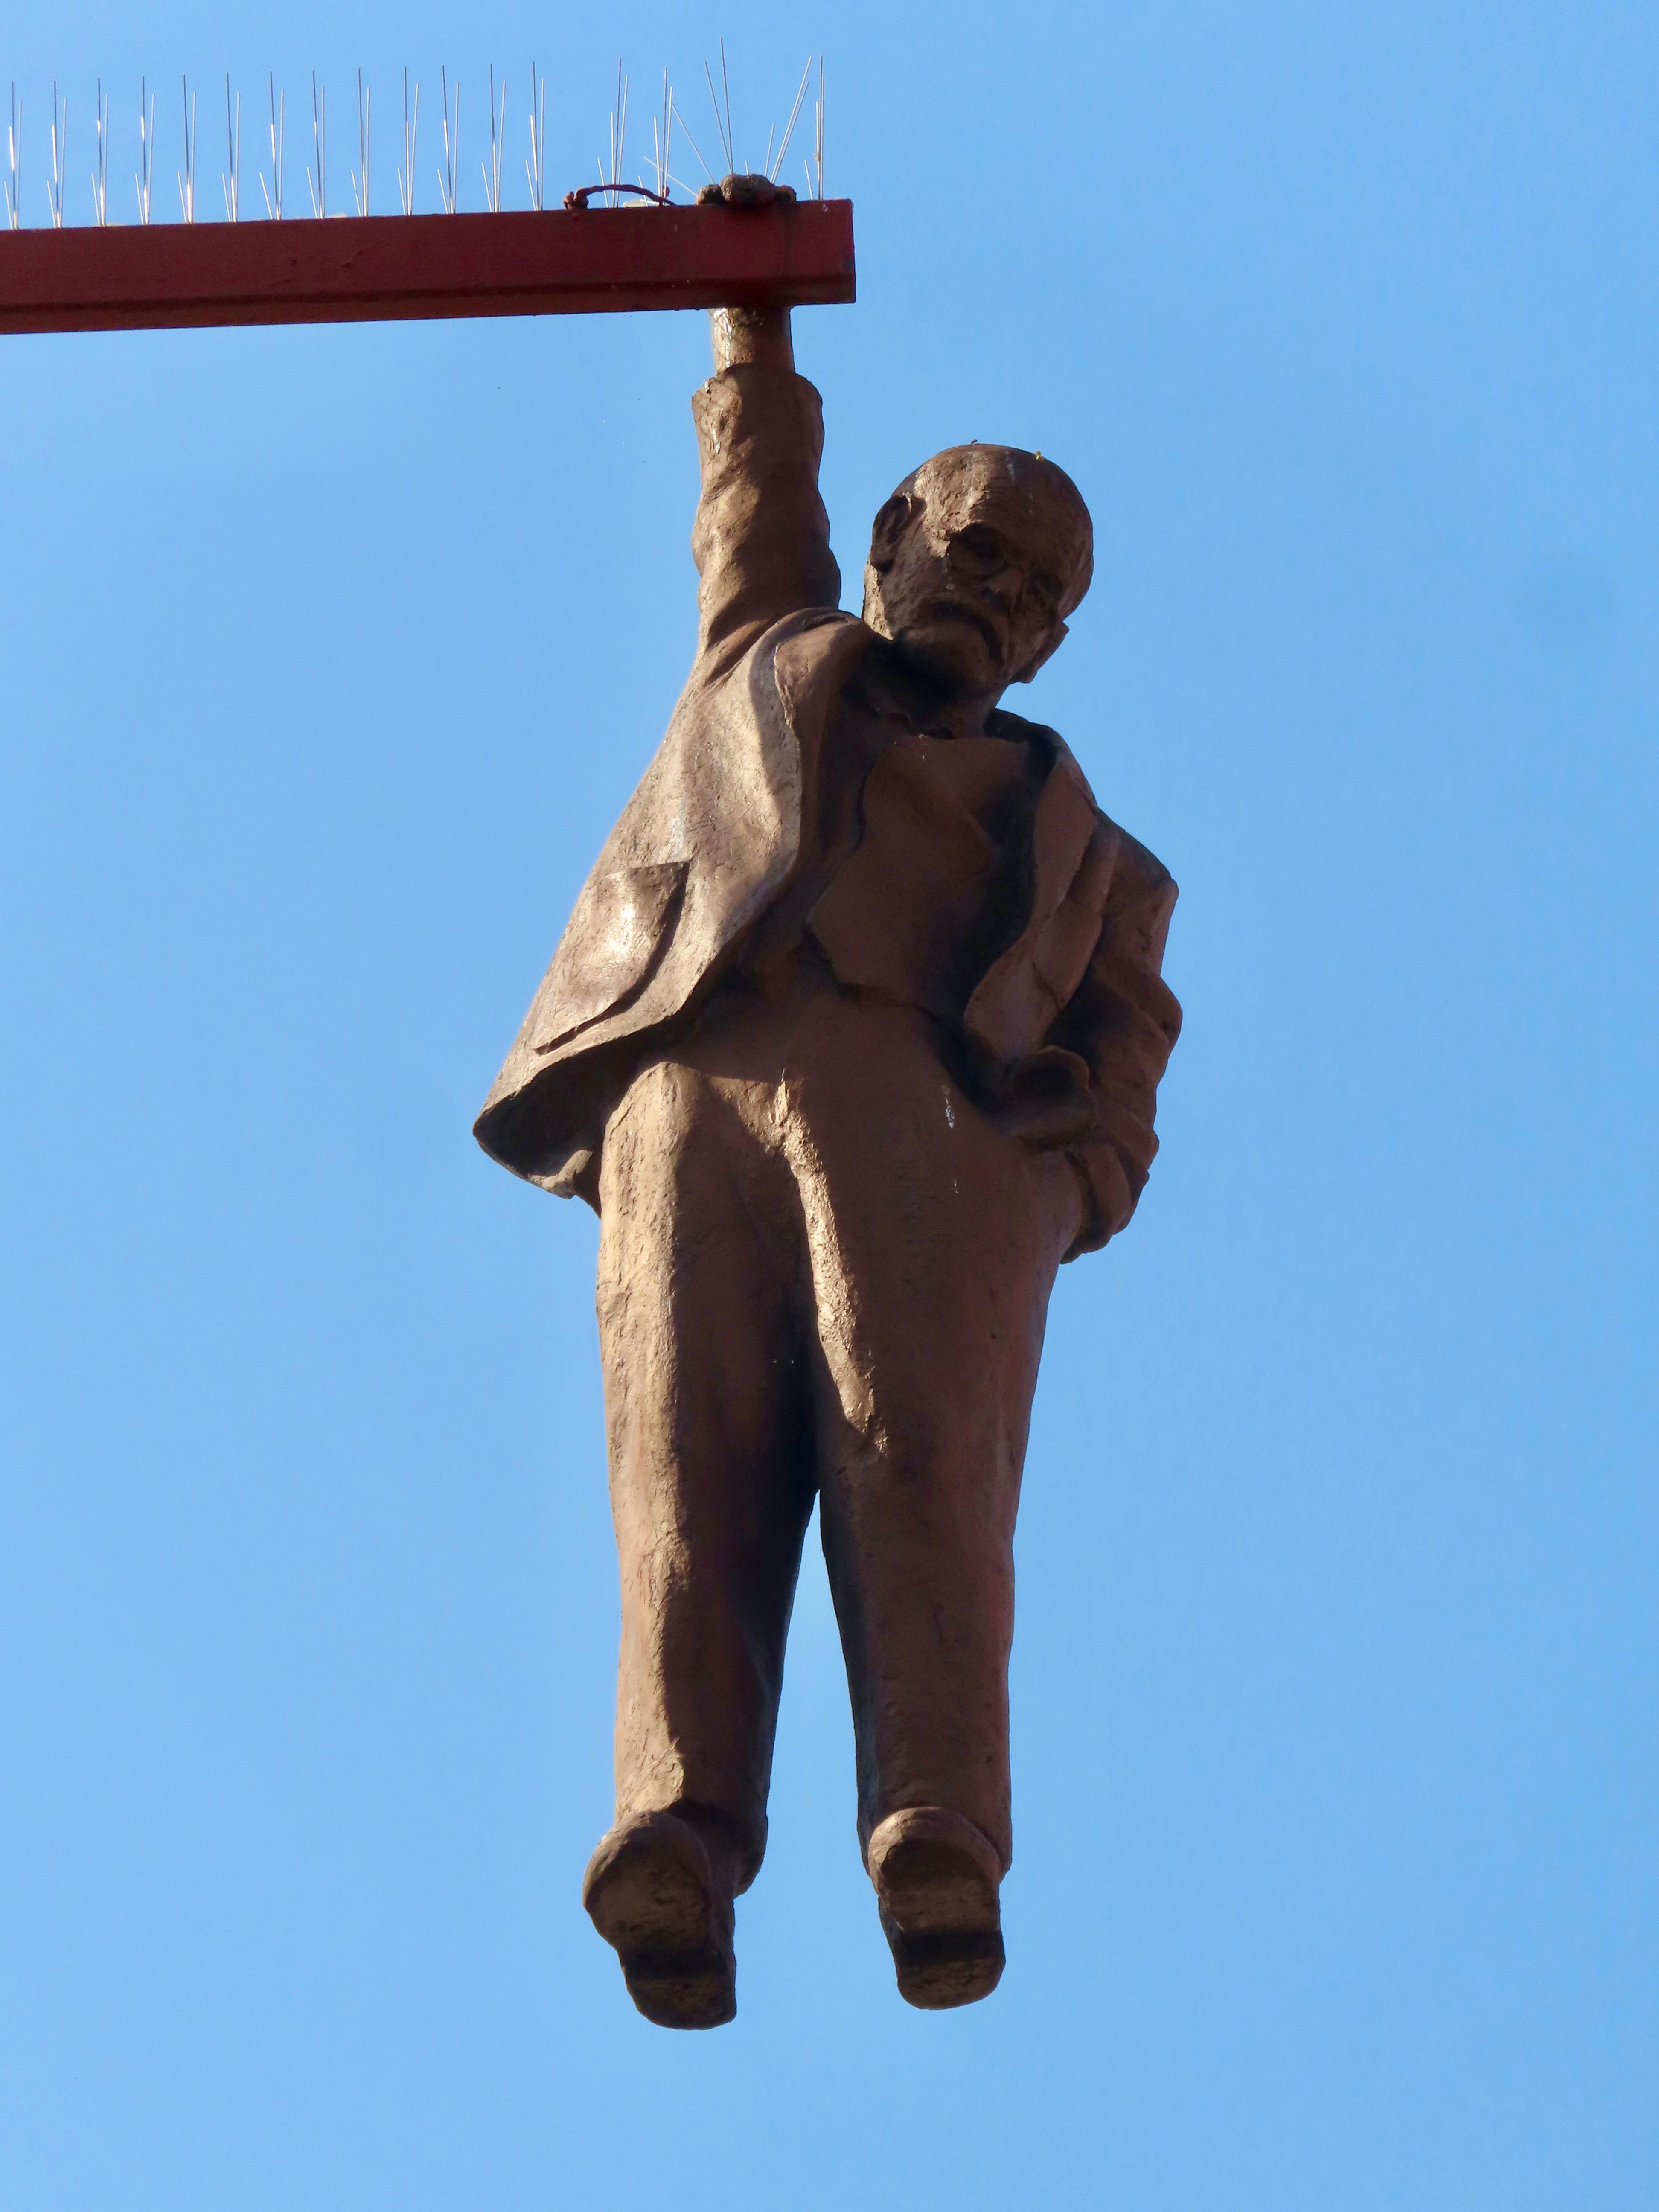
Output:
[476,231,1181,2030]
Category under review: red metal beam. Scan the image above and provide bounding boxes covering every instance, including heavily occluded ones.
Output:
[0,199,855,337]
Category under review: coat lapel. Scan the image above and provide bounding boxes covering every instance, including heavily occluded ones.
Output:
[964,739,1119,1065]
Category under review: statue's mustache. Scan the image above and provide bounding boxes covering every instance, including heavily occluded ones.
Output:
[907,596,1004,659]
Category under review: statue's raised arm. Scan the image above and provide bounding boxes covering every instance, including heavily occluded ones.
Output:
[690,301,842,679]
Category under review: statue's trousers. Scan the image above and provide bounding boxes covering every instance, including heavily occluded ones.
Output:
[594,978,1083,1888]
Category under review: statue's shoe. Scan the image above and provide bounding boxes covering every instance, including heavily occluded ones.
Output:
[868,1806,1006,2011]
[582,1811,737,2029]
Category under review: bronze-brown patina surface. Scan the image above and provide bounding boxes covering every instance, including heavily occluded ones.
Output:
[476,183,1181,2028]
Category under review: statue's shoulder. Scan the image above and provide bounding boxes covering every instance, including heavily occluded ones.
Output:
[752,607,872,740]
[1109,823,1176,901]
[986,708,1176,904]
[761,603,868,677]
[985,704,1076,787]
[684,602,862,709]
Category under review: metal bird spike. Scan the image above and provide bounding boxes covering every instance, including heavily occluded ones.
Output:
[647,70,672,199]
[47,80,66,230]
[400,69,419,215]
[720,38,734,171]
[672,97,716,188]
[5,84,17,231]
[438,68,459,213]
[91,78,110,225]
[221,77,241,223]
[136,79,155,225]
[308,74,326,218]
[176,77,196,224]
[609,61,628,206]
[352,70,371,217]
[772,56,812,182]
[261,75,283,221]
[483,65,505,213]
[702,58,731,174]
[815,58,824,200]
[526,64,545,211]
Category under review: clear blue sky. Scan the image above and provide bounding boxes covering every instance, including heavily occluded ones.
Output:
[2,4,1654,2206]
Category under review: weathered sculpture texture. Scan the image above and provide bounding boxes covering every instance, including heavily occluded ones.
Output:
[476,194,1180,2027]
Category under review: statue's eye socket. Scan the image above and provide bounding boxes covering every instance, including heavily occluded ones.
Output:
[951,525,1007,573]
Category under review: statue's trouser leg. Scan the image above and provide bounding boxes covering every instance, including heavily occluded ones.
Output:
[596,1054,816,1893]
[775,995,1083,1877]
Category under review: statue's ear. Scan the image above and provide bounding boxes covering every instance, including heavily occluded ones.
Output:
[867,491,916,573]
[1009,620,1068,686]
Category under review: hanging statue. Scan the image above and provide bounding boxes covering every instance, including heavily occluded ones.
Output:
[474,173,1182,2029]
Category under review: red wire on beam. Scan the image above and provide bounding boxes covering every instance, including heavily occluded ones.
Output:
[0,199,855,337]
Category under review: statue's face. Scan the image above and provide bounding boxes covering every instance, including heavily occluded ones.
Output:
[863,447,1092,699]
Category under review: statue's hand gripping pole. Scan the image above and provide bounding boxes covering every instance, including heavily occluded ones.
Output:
[700,174,802,370]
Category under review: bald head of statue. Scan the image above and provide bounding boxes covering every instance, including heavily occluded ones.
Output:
[861,444,1094,710]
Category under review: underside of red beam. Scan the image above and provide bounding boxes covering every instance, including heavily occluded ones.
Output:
[0,200,855,337]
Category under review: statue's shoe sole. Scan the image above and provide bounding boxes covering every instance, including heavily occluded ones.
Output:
[869,1807,1006,2011]
[582,1813,736,2030]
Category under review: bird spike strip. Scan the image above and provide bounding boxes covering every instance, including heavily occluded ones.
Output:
[0,56,848,336]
